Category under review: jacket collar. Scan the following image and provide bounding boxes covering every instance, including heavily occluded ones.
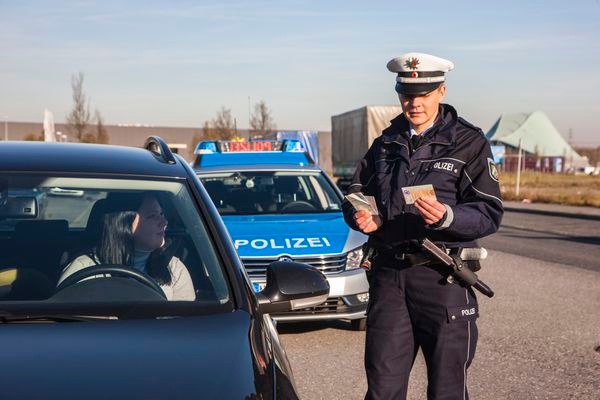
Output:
[382,103,458,145]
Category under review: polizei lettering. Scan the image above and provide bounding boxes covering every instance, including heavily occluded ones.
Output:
[433,161,455,172]
[234,237,332,250]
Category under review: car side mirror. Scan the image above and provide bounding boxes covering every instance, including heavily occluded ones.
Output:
[256,261,329,315]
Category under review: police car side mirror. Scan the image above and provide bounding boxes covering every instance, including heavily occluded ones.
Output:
[256,261,330,314]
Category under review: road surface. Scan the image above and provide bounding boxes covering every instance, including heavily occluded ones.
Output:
[278,208,600,399]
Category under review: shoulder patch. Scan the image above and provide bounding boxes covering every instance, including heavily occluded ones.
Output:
[487,157,499,182]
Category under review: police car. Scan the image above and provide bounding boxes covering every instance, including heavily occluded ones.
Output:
[194,139,369,330]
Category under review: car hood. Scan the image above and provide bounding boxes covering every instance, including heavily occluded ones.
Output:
[222,213,357,257]
[1,311,272,400]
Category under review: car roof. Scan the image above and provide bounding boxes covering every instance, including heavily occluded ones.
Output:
[0,141,188,177]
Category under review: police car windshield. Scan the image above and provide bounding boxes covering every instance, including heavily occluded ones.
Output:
[199,171,342,215]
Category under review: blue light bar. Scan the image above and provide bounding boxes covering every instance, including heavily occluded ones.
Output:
[282,139,305,152]
[198,152,312,167]
[194,141,218,154]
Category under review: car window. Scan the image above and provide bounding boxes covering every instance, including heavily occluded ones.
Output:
[198,171,342,215]
[0,174,231,313]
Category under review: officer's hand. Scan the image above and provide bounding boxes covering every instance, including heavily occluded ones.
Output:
[415,197,447,225]
[354,210,382,234]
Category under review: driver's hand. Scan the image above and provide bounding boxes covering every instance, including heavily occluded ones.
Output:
[353,210,382,234]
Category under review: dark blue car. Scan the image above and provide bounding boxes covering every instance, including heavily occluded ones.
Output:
[0,138,329,399]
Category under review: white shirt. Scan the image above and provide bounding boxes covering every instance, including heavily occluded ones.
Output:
[409,121,436,139]
[58,254,196,301]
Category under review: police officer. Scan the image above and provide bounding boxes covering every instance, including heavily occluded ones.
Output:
[343,52,503,400]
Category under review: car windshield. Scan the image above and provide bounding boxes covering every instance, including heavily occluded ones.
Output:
[198,171,342,215]
[0,174,231,318]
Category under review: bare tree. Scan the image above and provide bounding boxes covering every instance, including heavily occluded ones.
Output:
[250,100,276,136]
[211,106,236,140]
[190,121,210,151]
[201,120,211,138]
[94,110,110,144]
[66,72,91,142]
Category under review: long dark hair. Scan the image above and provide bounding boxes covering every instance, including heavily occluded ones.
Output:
[96,210,137,266]
[91,193,174,285]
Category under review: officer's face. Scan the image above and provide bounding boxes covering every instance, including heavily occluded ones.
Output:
[399,85,446,133]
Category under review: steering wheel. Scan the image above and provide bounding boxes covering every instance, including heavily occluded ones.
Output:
[55,264,167,300]
[281,200,317,212]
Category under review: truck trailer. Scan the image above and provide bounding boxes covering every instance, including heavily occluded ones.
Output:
[331,105,401,192]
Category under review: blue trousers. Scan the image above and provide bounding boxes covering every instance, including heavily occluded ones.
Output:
[364,260,478,400]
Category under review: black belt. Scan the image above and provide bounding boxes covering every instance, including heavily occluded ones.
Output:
[390,251,434,265]
[374,248,435,265]
[383,249,479,271]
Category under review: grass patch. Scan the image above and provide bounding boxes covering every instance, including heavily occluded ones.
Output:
[499,172,600,207]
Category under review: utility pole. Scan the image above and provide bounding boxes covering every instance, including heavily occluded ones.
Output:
[568,128,574,171]
[247,96,251,137]
[516,138,523,197]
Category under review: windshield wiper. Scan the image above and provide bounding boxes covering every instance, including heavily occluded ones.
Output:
[0,314,116,324]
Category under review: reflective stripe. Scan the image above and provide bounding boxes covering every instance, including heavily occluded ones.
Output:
[419,157,466,165]
[439,204,454,229]
[464,170,503,204]
[375,157,403,163]
[348,173,375,191]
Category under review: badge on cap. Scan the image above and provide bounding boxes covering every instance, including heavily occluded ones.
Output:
[405,57,420,70]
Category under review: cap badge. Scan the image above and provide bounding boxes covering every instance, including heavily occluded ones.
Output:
[411,71,418,78]
[405,57,420,70]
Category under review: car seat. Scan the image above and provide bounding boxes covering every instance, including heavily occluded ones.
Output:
[0,267,54,300]
[202,181,235,213]
[269,176,301,211]
[12,219,69,283]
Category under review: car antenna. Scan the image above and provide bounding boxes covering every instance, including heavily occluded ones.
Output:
[144,136,176,164]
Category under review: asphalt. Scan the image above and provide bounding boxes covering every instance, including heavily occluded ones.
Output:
[503,200,600,220]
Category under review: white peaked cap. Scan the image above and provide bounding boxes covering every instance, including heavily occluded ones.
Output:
[387,52,454,95]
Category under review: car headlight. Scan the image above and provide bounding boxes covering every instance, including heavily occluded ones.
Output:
[345,246,364,270]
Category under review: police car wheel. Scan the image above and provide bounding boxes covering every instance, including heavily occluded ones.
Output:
[350,318,367,331]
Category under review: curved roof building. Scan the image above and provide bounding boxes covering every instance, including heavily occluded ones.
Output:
[485,111,582,160]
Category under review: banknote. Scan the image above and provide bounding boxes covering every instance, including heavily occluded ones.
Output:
[401,184,437,205]
[345,192,379,215]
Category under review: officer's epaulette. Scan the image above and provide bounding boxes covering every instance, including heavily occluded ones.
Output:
[457,117,484,136]
[380,129,406,145]
[381,114,408,140]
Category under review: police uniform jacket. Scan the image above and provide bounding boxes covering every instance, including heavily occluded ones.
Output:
[343,104,503,250]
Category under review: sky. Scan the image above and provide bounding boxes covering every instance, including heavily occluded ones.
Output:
[1,0,600,146]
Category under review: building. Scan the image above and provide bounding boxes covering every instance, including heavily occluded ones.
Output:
[485,111,587,172]
[2,121,331,170]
